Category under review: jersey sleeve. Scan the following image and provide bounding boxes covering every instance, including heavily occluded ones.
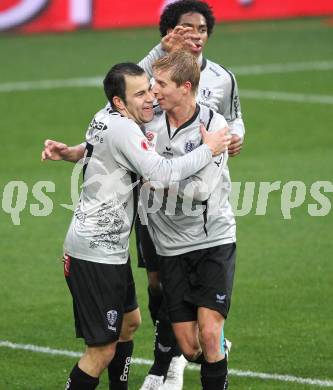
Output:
[137,43,166,79]
[219,69,246,141]
[110,118,213,187]
[178,113,228,201]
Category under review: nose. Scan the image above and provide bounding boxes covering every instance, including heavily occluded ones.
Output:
[191,29,201,40]
[146,90,155,102]
[151,83,159,95]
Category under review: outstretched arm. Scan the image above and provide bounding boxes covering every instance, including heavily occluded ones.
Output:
[111,121,231,188]
[41,140,85,162]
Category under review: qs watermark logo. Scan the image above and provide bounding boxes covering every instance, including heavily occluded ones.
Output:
[1,160,332,225]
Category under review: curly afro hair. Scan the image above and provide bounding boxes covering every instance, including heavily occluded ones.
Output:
[159,0,215,37]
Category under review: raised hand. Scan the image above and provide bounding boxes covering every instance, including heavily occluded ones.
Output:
[161,26,197,53]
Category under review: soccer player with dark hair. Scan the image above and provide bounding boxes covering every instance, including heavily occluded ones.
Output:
[137,1,245,388]
[42,61,230,390]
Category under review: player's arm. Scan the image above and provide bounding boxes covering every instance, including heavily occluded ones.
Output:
[111,120,229,188]
[219,70,246,157]
[41,140,85,162]
[137,44,165,79]
[178,118,230,202]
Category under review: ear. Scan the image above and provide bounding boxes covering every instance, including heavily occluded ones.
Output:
[182,81,192,94]
[167,28,173,34]
[112,96,125,110]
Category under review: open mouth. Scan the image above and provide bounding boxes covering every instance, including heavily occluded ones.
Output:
[192,43,202,52]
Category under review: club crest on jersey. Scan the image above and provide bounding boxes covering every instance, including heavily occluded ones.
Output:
[107,310,118,331]
[200,87,212,100]
[184,140,196,153]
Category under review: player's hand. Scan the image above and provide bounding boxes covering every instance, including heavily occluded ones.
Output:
[41,139,70,161]
[228,135,243,157]
[201,125,231,157]
[161,26,197,53]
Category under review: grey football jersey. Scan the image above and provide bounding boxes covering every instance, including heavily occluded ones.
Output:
[138,43,245,139]
[64,107,213,264]
[142,104,236,256]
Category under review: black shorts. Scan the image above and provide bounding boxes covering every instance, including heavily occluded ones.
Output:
[135,218,159,272]
[159,243,236,323]
[64,255,138,346]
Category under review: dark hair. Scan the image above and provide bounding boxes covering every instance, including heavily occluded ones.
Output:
[159,0,215,37]
[103,63,145,107]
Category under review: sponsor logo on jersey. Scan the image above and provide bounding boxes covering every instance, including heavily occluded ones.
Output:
[200,87,212,100]
[89,118,107,131]
[184,140,196,153]
[209,66,221,77]
[107,309,118,331]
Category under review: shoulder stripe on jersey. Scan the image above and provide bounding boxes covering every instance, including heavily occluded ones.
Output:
[83,142,93,180]
[201,58,207,71]
[107,107,124,117]
[199,107,214,146]
[130,172,139,234]
[202,199,208,236]
[206,109,214,131]
[219,65,236,119]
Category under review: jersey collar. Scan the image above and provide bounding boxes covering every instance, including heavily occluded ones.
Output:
[166,104,200,140]
[197,54,207,71]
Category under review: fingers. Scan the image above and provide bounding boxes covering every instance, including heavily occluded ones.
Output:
[41,148,52,160]
[44,139,54,147]
[228,144,242,157]
[228,135,243,157]
[42,139,68,161]
[173,26,193,35]
[163,26,197,52]
[200,123,207,136]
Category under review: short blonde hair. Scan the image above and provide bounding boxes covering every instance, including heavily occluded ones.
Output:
[153,51,200,95]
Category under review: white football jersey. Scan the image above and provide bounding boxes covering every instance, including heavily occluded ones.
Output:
[142,104,236,256]
[64,107,213,264]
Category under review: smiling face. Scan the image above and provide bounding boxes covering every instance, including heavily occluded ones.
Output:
[176,12,208,57]
[122,74,154,124]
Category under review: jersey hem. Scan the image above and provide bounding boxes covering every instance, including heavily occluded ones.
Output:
[63,249,128,265]
[155,236,236,257]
